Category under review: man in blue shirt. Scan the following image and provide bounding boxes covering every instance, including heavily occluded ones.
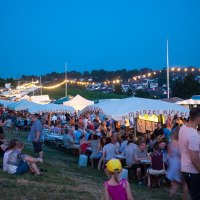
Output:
[163,124,172,143]
[28,114,44,159]
[74,125,82,144]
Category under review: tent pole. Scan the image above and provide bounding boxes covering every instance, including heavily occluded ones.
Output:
[134,117,137,140]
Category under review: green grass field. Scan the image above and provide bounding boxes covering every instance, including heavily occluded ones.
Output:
[0,131,179,200]
[42,84,128,100]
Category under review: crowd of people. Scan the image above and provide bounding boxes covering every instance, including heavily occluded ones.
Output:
[0,106,200,200]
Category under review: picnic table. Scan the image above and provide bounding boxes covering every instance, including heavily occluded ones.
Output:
[44,133,64,141]
[44,133,64,148]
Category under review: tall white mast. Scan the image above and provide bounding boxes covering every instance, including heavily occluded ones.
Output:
[167,39,170,99]
[40,76,42,95]
[65,63,68,97]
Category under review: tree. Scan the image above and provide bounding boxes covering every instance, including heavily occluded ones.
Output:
[114,84,123,94]
[135,89,150,98]
[182,73,200,99]
[171,73,200,99]
[83,71,90,80]
[126,87,133,97]
[171,78,184,98]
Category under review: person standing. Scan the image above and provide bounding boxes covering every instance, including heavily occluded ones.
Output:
[179,108,200,200]
[104,159,134,200]
[153,122,164,138]
[167,127,188,200]
[29,114,44,159]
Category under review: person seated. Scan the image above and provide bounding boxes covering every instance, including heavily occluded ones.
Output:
[3,139,18,172]
[73,124,82,144]
[0,117,5,134]
[121,139,138,167]
[111,135,120,152]
[7,141,43,175]
[144,132,151,145]
[80,135,90,154]
[63,129,79,149]
[90,134,100,167]
[102,137,119,163]
[87,121,95,131]
[118,135,128,154]
[0,133,8,157]
[148,134,157,152]
[6,117,13,134]
[147,143,166,187]
[53,124,62,134]
[133,141,148,185]
[85,129,92,141]
[158,139,168,164]
[97,133,107,170]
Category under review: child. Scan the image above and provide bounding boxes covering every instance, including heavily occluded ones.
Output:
[104,159,134,200]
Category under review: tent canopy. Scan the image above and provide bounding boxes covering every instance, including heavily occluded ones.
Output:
[0,100,13,108]
[161,97,183,103]
[21,95,30,100]
[30,95,51,104]
[28,103,75,114]
[63,94,94,111]
[83,97,189,121]
[7,99,39,111]
[176,99,200,105]
[54,96,69,104]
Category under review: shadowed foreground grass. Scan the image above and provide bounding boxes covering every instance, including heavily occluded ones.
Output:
[0,132,171,200]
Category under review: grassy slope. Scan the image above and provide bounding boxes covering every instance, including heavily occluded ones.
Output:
[42,84,128,100]
[0,131,171,200]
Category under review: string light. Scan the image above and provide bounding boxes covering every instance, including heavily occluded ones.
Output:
[19,67,200,87]
[131,67,200,81]
[42,80,66,89]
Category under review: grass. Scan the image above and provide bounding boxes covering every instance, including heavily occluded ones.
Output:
[42,84,128,100]
[0,131,173,200]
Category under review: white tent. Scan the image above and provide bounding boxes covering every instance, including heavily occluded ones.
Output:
[30,95,51,104]
[28,103,75,114]
[176,99,200,105]
[63,94,94,111]
[0,100,13,107]
[83,97,189,121]
[7,99,39,111]
[21,95,30,100]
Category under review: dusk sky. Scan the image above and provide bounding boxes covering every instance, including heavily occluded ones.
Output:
[0,0,200,78]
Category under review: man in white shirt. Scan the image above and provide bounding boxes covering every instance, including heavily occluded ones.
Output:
[179,108,200,200]
[51,114,57,123]
[82,115,88,129]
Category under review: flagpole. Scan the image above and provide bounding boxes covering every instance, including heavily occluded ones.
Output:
[65,63,68,97]
[167,39,170,99]
[40,76,42,95]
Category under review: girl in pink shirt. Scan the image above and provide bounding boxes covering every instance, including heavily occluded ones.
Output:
[104,159,134,200]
